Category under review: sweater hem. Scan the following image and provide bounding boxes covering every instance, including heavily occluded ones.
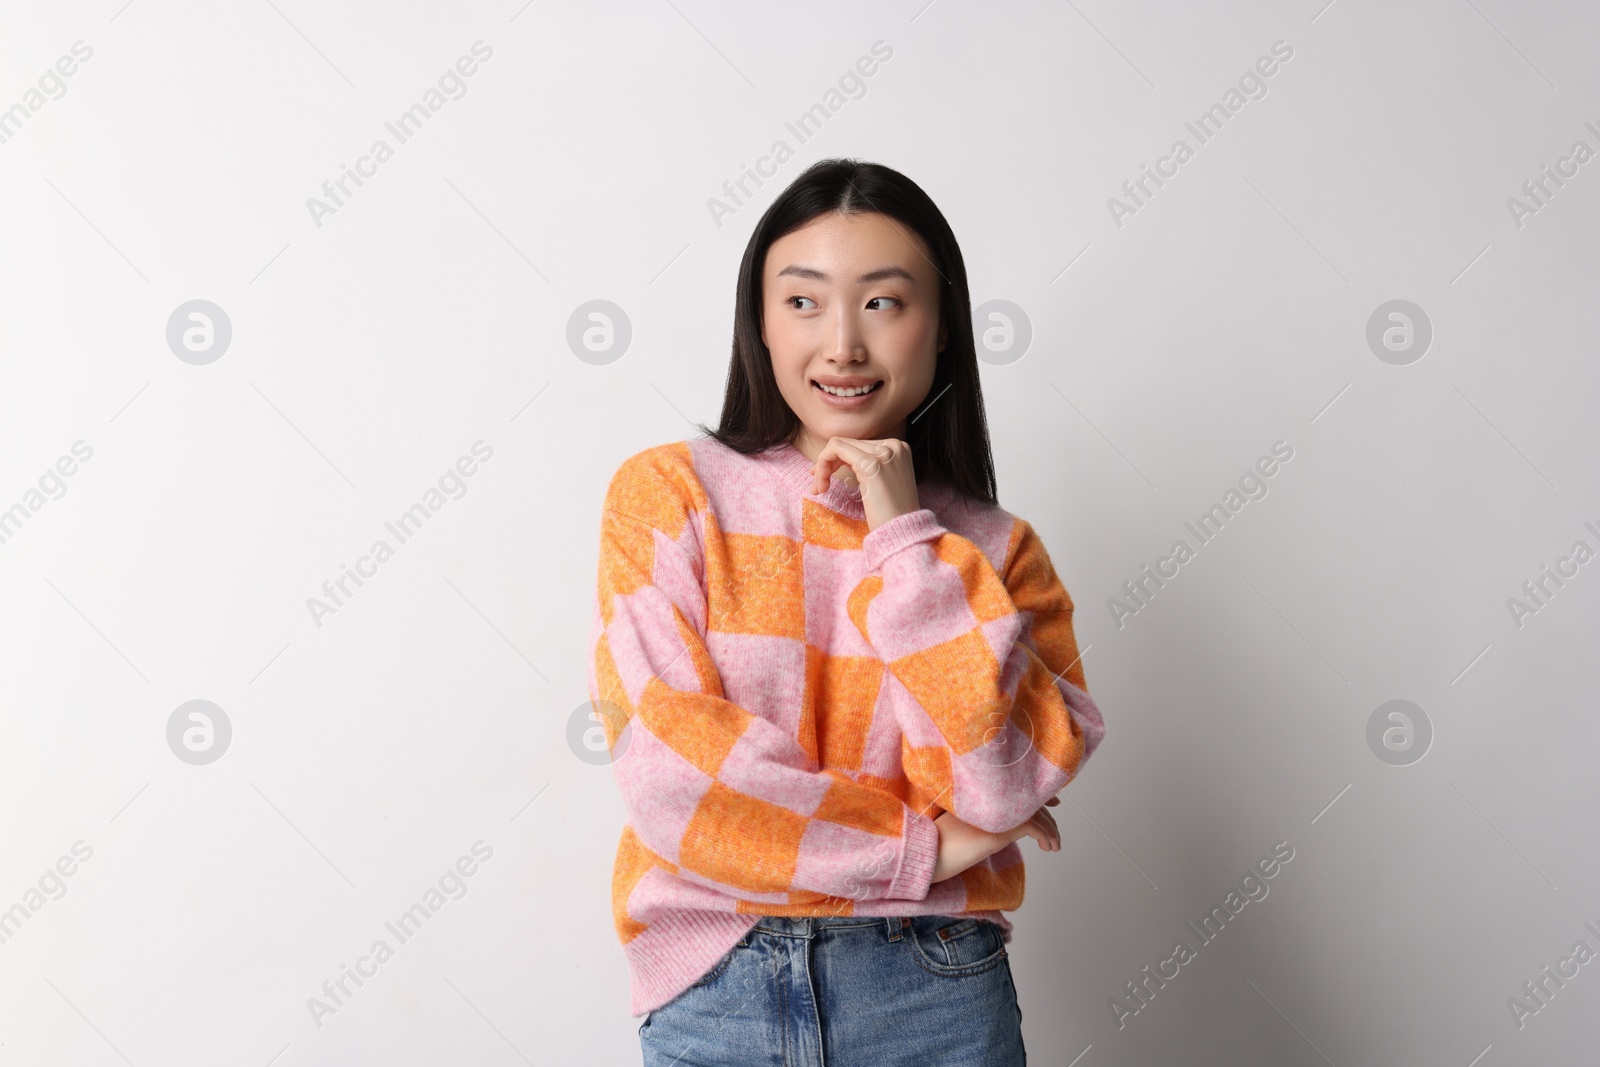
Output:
[626,909,761,1017]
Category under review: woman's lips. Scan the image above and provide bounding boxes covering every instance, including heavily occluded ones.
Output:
[812,380,883,409]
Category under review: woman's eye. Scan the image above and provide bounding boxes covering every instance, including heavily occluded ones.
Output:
[866,296,900,310]
[789,296,817,310]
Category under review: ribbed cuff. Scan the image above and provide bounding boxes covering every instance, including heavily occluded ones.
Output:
[862,509,945,574]
[888,807,940,900]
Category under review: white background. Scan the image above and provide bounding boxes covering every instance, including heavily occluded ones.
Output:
[2,1,1597,1064]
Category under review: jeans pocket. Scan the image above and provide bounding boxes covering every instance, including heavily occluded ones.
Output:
[908,915,1007,976]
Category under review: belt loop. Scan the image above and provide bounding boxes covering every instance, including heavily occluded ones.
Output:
[886,916,904,942]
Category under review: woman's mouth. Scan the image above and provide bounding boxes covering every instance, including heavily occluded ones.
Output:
[813,379,883,408]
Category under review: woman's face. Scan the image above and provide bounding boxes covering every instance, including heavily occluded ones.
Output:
[761,210,947,463]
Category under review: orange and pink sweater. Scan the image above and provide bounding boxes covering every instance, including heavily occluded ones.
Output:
[586,436,1105,1016]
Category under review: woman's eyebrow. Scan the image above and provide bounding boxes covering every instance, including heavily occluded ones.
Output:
[775,265,916,283]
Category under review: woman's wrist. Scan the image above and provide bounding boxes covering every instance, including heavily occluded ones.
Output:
[933,811,996,883]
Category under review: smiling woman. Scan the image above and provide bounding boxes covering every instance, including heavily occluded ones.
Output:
[589,158,1106,1066]
[709,159,997,505]
[761,212,942,460]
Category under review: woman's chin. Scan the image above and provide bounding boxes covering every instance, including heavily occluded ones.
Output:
[809,415,884,441]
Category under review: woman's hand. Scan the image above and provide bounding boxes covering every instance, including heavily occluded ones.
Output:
[809,436,920,532]
[931,798,1061,884]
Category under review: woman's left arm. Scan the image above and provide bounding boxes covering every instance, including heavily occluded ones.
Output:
[849,511,1106,834]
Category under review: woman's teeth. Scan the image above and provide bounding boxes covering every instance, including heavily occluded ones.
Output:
[815,381,882,397]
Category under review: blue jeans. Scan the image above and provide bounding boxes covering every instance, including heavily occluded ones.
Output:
[638,914,1025,1066]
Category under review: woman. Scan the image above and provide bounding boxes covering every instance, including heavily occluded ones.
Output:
[587,158,1106,1065]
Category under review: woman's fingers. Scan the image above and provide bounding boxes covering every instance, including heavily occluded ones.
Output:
[1032,807,1061,851]
[1011,811,1051,853]
[810,437,922,531]
[811,437,883,494]
[999,803,1063,853]
[810,437,855,492]
[1040,797,1062,849]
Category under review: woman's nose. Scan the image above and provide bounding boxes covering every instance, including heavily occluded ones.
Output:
[830,307,866,358]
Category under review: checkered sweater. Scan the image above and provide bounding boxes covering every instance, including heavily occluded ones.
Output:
[587,437,1105,1016]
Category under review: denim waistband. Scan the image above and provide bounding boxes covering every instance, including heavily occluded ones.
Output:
[748,915,917,941]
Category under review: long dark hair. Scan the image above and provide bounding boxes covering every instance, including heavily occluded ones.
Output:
[694,158,998,506]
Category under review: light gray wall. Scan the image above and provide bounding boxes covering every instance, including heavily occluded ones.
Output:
[2,1,1596,1064]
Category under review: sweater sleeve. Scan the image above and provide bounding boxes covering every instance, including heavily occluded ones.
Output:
[849,509,1106,834]
[588,467,940,906]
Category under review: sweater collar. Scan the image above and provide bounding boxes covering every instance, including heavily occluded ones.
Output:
[760,440,956,519]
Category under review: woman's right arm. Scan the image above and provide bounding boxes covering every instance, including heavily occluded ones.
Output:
[588,461,940,907]
[930,801,1062,882]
